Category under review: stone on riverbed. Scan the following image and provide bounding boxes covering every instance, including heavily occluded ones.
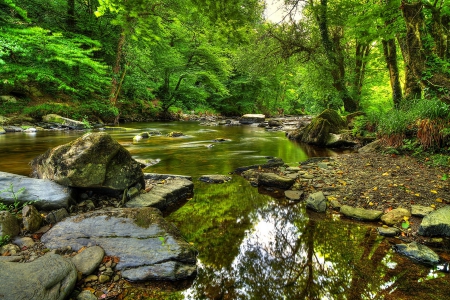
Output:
[71,246,105,276]
[0,171,74,210]
[126,178,193,211]
[377,227,400,237]
[340,205,383,221]
[306,191,327,212]
[239,114,265,124]
[394,242,440,266]
[418,206,450,237]
[31,132,145,192]
[199,175,232,183]
[41,207,197,281]
[42,113,87,129]
[0,211,20,238]
[258,172,295,190]
[0,253,77,300]
[381,207,411,226]
[411,205,435,217]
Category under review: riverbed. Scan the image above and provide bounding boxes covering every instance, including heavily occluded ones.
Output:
[0,122,448,299]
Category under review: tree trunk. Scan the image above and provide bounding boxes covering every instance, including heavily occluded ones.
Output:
[315,0,358,112]
[67,0,76,29]
[109,31,126,106]
[397,34,422,100]
[401,1,450,102]
[382,39,402,107]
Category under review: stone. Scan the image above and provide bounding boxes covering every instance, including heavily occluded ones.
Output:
[199,175,232,183]
[394,242,440,266]
[98,274,110,283]
[0,253,77,300]
[71,246,105,275]
[77,290,98,300]
[418,206,450,237]
[22,205,42,232]
[306,191,327,212]
[284,190,303,201]
[233,157,285,174]
[411,205,435,217]
[41,207,197,281]
[167,131,184,137]
[340,205,383,221]
[0,171,74,210]
[0,211,20,238]
[377,227,400,237]
[258,173,295,190]
[42,114,87,129]
[45,208,70,224]
[0,243,20,255]
[0,126,5,134]
[126,178,193,211]
[358,140,385,153]
[326,133,357,148]
[240,114,265,124]
[13,236,35,248]
[31,132,145,192]
[381,207,411,226]
[144,173,193,181]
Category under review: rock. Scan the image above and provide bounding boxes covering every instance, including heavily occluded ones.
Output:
[133,132,150,142]
[126,178,193,211]
[71,246,105,275]
[31,132,145,192]
[394,242,440,266]
[288,109,347,146]
[12,236,35,248]
[411,205,434,217]
[0,253,77,300]
[284,190,303,201]
[258,173,295,190]
[233,157,285,174]
[42,114,87,129]
[0,243,20,255]
[45,208,70,224]
[0,126,5,134]
[144,173,193,181]
[240,114,265,124]
[41,207,197,281]
[0,95,17,103]
[358,139,385,153]
[199,175,232,183]
[381,207,411,226]
[0,171,74,210]
[0,211,20,238]
[212,138,230,142]
[167,131,184,137]
[22,205,42,232]
[77,290,98,300]
[306,191,327,212]
[340,205,383,221]
[418,206,450,237]
[268,119,282,127]
[377,227,400,237]
[325,133,357,148]
[98,274,110,283]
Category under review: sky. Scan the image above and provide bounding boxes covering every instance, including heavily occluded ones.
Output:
[264,0,286,23]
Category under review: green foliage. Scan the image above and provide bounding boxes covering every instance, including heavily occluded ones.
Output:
[0,183,34,215]
[0,235,10,247]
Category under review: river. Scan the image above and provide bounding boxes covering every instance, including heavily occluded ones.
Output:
[0,121,448,299]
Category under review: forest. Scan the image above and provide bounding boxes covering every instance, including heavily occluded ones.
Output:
[1,0,450,160]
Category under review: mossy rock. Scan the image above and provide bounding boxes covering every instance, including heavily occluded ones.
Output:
[316,109,347,133]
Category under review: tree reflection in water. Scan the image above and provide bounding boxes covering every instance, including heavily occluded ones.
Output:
[182,200,450,300]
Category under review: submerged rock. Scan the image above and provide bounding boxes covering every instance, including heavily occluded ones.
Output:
[41,207,197,281]
[199,175,232,183]
[31,132,144,192]
[0,253,77,300]
[394,242,440,266]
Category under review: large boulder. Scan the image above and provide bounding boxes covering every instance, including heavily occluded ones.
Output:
[126,178,194,211]
[418,206,450,237]
[41,207,197,281]
[0,171,74,210]
[0,253,77,300]
[288,109,347,146]
[31,132,144,192]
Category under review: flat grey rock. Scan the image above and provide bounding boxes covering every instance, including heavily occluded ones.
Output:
[0,171,74,210]
[306,191,327,212]
[411,205,435,217]
[284,190,303,201]
[0,253,77,300]
[199,175,231,183]
[418,206,450,237]
[258,172,295,190]
[126,178,193,211]
[41,207,197,281]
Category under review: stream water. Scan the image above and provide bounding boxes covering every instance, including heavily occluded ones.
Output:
[0,122,449,299]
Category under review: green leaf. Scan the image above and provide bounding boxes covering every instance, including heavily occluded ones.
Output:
[401,221,410,229]
[441,174,448,181]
